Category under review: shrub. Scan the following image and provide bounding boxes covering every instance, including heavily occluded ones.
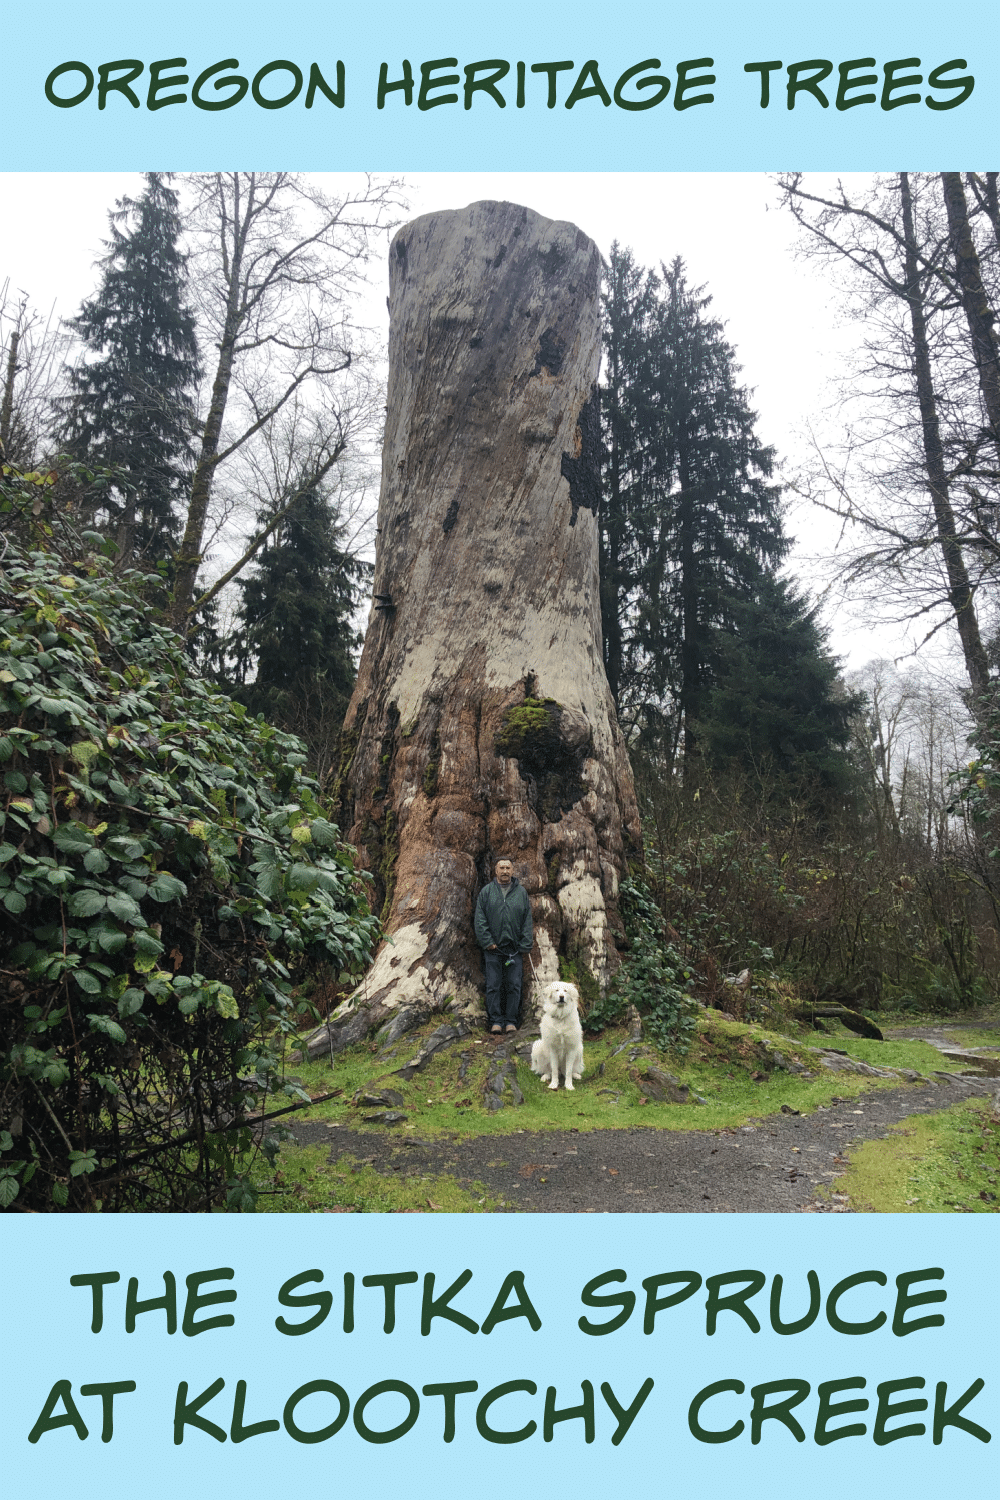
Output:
[0,465,378,1211]
[586,877,699,1053]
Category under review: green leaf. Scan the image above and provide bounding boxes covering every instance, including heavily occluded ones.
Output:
[88,1014,126,1042]
[310,818,338,847]
[133,928,164,957]
[68,889,107,918]
[83,847,110,874]
[147,871,187,903]
[255,866,283,900]
[53,823,94,854]
[0,842,18,864]
[3,890,27,915]
[0,1177,19,1208]
[52,1182,69,1207]
[118,989,144,1017]
[107,892,143,925]
[73,969,102,994]
[106,836,144,862]
[215,989,240,1020]
[95,927,128,954]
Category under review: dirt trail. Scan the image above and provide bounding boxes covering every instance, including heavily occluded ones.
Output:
[293,1069,1000,1213]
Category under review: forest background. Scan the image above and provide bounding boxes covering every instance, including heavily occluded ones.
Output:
[2,169,998,1210]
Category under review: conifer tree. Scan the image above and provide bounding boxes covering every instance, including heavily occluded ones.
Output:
[600,243,659,706]
[62,173,199,560]
[231,482,370,772]
[599,249,785,763]
[700,573,862,800]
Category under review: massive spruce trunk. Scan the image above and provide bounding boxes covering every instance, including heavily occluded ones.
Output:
[310,201,641,1057]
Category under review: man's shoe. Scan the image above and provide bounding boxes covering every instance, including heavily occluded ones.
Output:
[490,1024,502,1034]
[505,1024,518,1033]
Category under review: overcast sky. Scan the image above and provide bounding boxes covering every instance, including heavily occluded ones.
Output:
[0,170,944,675]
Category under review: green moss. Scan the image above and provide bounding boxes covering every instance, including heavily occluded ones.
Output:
[494,696,588,821]
[327,698,368,822]
[495,699,556,758]
[375,702,400,799]
[255,1143,507,1213]
[280,1012,949,1151]
[825,1097,999,1213]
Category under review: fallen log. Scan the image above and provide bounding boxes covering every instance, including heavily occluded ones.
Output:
[793,1004,883,1041]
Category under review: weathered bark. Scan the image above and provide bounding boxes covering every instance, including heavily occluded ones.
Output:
[900,174,991,703]
[170,176,249,630]
[940,172,1000,463]
[318,200,641,1047]
[0,329,19,460]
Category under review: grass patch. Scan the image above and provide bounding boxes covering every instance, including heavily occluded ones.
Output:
[824,1097,1000,1213]
[945,1026,1000,1050]
[271,1011,956,1144]
[797,1025,969,1074]
[238,1011,999,1212]
[254,1142,508,1213]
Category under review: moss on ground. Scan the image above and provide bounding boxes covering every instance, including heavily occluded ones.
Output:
[278,1012,977,1143]
[240,1009,998,1211]
[824,1097,1000,1213]
[255,1144,507,1213]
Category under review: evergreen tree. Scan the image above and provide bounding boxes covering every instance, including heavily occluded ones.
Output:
[600,249,785,764]
[232,483,371,772]
[600,243,659,707]
[699,573,863,800]
[62,173,199,560]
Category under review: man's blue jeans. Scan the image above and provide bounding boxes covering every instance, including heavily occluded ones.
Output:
[484,950,522,1027]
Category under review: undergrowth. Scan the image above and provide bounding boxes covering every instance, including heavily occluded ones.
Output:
[0,463,379,1211]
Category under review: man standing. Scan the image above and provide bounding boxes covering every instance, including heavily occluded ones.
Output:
[474,857,534,1034]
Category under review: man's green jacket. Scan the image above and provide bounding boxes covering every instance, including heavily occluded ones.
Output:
[474,877,533,954]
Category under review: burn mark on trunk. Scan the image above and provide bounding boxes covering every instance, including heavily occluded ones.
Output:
[532,326,564,377]
[442,498,460,533]
[560,384,600,527]
[494,696,589,820]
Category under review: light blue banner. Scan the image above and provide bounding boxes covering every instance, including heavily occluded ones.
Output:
[2,0,997,170]
[3,1214,996,1500]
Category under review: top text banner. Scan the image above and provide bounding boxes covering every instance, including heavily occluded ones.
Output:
[3,0,997,172]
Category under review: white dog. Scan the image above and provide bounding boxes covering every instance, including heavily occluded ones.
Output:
[531,982,584,1091]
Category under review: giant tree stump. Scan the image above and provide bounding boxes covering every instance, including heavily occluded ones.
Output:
[311,200,640,1056]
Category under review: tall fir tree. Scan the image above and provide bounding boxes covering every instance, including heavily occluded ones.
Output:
[231,483,371,773]
[600,248,786,765]
[600,243,660,707]
[62,173,199,561]
[700,573,863,801]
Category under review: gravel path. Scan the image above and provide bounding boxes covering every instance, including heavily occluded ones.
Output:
[292,1070,1000,1213]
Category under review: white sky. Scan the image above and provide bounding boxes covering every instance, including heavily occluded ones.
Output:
[0,169,954,676]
